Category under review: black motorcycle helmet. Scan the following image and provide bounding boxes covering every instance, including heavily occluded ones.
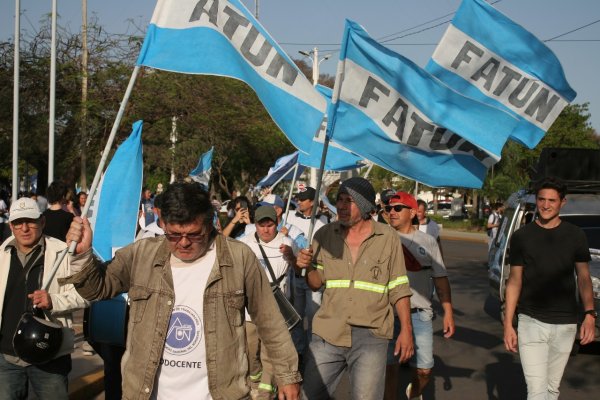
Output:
[12,312,63,364]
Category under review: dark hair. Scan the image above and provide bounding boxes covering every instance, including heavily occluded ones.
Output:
[46,181,68,204]
[153,193,163,209]
[160,182,213,226]
[534,177,567,200]
[416,199,427,209]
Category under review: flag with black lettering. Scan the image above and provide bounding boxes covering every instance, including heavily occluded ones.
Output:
[136,0,326,154]
[426,0,576,148]
[326,20,518,188]
[298,84,364,171]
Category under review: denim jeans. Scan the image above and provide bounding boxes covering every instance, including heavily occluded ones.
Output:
[387,308,434,369]
[0,353,70,400]
[291,275,322,356]
[518,314,577,400]
[302,327,389,400]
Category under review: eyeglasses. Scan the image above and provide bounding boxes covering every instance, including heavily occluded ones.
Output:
[11,220,41,230]
[164,230,210,243]
[384,204,411,213]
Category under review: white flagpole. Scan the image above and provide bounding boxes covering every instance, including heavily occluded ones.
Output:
[12,0,20,201]
[42,66,141,291]
[259,161,297,200]
[48,0,57,184]
[282,162,299,227]
[301,49,346,276]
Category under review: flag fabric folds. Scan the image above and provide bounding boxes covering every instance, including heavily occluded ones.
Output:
[91,121,144,262]
[298,85,364,171]
[326,20,519,188]
[189,146,214,188]
[136,0,326,154]
[426,0,575,148]
[256,152,304,188]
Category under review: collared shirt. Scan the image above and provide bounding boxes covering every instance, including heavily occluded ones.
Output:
[311,220,411,347]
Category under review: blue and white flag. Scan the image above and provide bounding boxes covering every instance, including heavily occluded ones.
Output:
[256,152,304,188]
[136,0,326,153]
[91,121,144,262]
[326,20,519,188]
[299,85,364,171]
[189,146,214,188]
[426,0,576,148]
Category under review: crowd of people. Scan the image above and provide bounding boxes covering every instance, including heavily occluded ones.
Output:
[0,175,594,400]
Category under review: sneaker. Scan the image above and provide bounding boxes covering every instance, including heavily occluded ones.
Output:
[81,341,95,356]
[406,383,423,400]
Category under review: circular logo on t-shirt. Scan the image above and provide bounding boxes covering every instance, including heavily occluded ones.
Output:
[165,305,203,355]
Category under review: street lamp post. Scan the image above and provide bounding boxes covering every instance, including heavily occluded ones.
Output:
[298,47,330,188]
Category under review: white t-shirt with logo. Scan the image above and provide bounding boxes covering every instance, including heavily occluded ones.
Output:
[151,245,216,400]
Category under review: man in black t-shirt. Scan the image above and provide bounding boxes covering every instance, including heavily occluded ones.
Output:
[504,177,595,399]
[42,181,74,242]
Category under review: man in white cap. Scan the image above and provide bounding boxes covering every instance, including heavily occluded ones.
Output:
[0,197,88,399]
[384,191,454,400]
[296,178,413,400]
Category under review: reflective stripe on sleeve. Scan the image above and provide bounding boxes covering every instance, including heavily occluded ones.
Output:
[313,263,324,270]
[258,383,275,393]
[387,275,409,290]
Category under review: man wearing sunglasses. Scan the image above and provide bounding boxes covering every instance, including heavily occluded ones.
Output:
[384,192,454,400]
[61,182,301,400]
[0,197,88,399]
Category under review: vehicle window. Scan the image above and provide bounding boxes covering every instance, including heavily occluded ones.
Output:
[561,215,600,249]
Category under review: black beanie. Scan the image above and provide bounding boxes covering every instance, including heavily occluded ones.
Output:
[338,177,376,219]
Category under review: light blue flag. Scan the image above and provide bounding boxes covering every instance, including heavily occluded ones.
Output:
[189,146,214,188]
[326,20,519,188]
[298,85,364,171]
[256,152,304,188]
[91,121,144,262]
[136,0,326,154]
[426,0,575,148]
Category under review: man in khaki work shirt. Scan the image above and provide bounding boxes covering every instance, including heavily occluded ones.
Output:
[296,177,413,400]
[61,182,300,400]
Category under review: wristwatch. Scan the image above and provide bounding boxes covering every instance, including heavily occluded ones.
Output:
[583,310,598,318]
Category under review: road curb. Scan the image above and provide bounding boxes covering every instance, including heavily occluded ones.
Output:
[69,366,104,399]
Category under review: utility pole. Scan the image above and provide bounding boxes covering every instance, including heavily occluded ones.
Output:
[48,0,57,184]
[254,0,259,19]
[298,47,330,188]
[80,0,88,192]
[170,116,178,183]
[12,0,20,201]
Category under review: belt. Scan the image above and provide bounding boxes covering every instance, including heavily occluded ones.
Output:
[410,308,426,314]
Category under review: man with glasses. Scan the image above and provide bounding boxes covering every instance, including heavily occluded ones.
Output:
[296,178,413,400]
[0,197,88,399]
[384,192,454,400]
[61,182,300,399]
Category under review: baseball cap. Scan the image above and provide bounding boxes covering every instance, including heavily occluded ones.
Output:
[9,197,42,222]
[379,188,396,205]
[254,205,277,223]
[259,194,285,208]
[297,187,316,201]
[388,191,418,210]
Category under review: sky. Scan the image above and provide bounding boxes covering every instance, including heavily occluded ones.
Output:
[2,0,599,134]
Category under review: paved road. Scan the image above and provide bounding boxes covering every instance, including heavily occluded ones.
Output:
[388,238,600,400]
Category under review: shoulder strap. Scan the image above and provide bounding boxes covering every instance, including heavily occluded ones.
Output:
[254,233,284,285]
